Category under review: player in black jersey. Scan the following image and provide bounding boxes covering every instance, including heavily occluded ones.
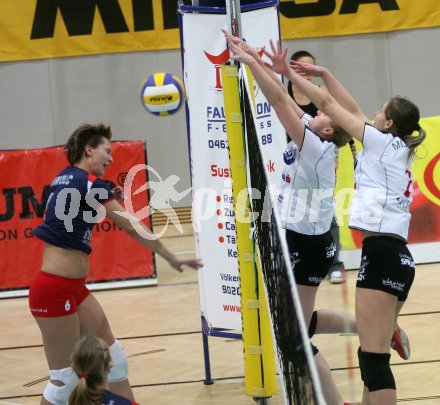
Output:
[286,49,347,284]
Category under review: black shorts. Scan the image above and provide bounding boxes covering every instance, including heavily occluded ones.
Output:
[285,229,335,286]
[356,236,415,301]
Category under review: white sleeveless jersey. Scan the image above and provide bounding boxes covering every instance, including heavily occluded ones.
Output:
[349,123,413,240]
[278,114,338,235]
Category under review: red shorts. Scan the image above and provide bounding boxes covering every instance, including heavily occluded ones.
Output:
[29,272,90,317]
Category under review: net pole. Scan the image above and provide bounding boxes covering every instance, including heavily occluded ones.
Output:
[221,63,277,399]
[243,64,281,400]
[241,66,326,405]
[226,0,242,39]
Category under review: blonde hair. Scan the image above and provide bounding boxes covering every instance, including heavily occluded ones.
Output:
[68,336,111,405]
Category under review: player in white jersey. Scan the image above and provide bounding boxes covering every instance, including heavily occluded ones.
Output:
[224,31,355,405]
[278,112,338,236]
[271,40,426,404]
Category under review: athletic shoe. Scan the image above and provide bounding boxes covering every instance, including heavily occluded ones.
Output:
[391,324,410,360]
[329,269,346,284]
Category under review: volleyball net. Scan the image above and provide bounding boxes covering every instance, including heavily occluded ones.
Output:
[239,68,325,404]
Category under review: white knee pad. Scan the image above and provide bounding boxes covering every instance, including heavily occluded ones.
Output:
[107,339,129,382]
[43,367,79,405]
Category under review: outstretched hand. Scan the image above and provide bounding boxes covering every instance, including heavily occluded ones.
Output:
[221,28,258,64]
[290,60,326,78]
[169,256,204,272]
[262,40,289,75]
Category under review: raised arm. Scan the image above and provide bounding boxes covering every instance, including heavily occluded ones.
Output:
[265,41,366,142]
[104,199,203,272]
[223,31,306,146]
[291,60,369,121]
[224,31,286,93]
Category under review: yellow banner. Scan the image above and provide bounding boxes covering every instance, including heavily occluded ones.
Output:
[280,0,440,39]
[336,115,440,249]
[2,1,440,62]
[0,0,180,62]
[2,0,440,62]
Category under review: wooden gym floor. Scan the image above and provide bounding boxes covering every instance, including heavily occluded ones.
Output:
[1,225,440,404]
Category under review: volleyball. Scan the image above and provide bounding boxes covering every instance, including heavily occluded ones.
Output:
[140,72,185,116]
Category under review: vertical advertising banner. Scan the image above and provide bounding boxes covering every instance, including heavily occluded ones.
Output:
[0,140,155,292]
[181,3,285,330]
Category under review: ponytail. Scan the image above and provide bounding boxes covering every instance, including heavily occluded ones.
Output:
[348,139,358,169]
[403,125,426,158]
[68,376,100,405]
[68,336,111,405]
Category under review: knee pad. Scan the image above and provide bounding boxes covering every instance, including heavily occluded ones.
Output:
[108,339,129,382]
[308,311,318,338]
[357,347,366,385]
[360,351,395,392]
[311,342,319,356]
[43,367,79,405]
[290,341,318,377]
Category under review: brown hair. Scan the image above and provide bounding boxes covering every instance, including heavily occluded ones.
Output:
[331,125,352,148]
[287,50,316,99]
[68,336,111,405]
[348,139,358,161]
[385,96,426,158]
[64,123,112,165]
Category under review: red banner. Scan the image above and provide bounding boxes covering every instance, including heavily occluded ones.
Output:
[0,140,155,290]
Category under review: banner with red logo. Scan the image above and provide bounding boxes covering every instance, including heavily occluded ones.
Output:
[181,3,285,330]
[0,140,155,293]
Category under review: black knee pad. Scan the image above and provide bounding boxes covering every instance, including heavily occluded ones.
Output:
[360,351,395,392]
[311,342,319,356]
[288,339,316,377]
[308,311,318,338]
[357,347,366,385]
